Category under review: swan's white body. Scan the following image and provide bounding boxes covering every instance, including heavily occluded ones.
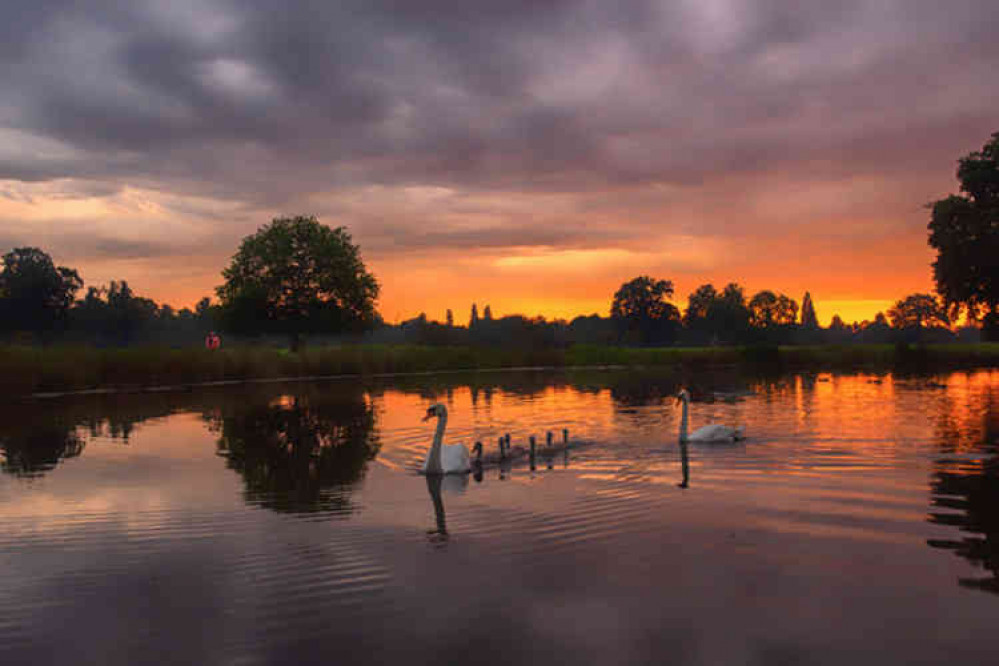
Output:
[677,390,744,443]
[422,404,470,475]
[686,423,744,442]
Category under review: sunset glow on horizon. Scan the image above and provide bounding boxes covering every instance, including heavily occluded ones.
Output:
[2,1,994,327]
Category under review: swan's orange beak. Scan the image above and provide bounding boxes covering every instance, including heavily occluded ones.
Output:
[422,408,434,421]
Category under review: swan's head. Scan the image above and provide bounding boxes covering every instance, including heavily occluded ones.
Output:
[423,403,447,421]
[675,389,691,405]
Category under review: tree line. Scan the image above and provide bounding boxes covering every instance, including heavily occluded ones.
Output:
[383,280,971,349]
[1,131,996,347]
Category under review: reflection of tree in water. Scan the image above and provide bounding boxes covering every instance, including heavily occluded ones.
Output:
[0,418,85,477]
[927,387,999,594]
[607,370,759,410]
[610,374,678,409]
[0,392,208,478]
[212,390,380,514]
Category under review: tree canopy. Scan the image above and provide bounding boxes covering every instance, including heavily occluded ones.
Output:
[928,131,999,338]
[217,216,379,346]
[0,247,82,336]
[610,276,680,344]
[748,291,798,328]
[682,282,750,344]
[888,293,950,330]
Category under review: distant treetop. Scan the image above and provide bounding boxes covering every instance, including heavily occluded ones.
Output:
[0,246,82,335]
[801,292,819,329]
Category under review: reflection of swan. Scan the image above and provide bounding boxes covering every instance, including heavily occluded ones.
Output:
[678,439,690,488]
[677,389,744,443]
[425,474,467,543]
[541,429,572,454]
[422,404,470,475]
[425,475,448,542]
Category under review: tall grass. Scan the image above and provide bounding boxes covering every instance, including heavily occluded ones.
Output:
[2,342,997,397]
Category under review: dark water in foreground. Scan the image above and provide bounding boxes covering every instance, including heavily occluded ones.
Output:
[1,369,998,665]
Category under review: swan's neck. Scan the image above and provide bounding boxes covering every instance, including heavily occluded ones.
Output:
[679,399,689,443]
[426,411,447,473]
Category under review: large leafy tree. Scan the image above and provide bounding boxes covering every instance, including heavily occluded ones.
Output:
[684,282,751,344]
[683,284,718,329]
[217,216,379,347]
[888,293,950,330]
[928,132,999,339]
[748,291,798,328]
[0,247,82,336]
[610,275,680,345]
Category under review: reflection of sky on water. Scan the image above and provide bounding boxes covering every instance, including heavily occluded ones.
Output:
[1,370,997,665]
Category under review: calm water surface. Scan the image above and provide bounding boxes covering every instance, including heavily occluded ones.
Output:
[1,369,997,665]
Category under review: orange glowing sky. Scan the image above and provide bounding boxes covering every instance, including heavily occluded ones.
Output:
[2,1,996,326]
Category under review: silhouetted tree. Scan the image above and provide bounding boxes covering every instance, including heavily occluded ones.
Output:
[681,282,751,344]
[195,297,212,319]
[683,283,718,342]
[567,314,615,345]
[107,280,158,344]
[800,291,819,329]
[713,283,752,344]
[856,311,893,343]
[469,303,479,328]
[0,247,82,338]
[888,293,950,330]
[749,291,791,327]
[928,132,999,339]
[217,216,379,350]
[445,309,454,327]
[749,290,777,328]
[610,276,680,345]
[775,294,798,326]
[748,291,798,344]
[483,305,492,321]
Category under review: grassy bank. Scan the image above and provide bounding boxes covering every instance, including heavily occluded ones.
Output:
[2,343,998,397]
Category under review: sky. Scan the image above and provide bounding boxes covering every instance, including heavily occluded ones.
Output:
[2,0,997,326]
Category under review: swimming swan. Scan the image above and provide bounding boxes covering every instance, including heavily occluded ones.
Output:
[422,403,471,475]
[677,389,745,443]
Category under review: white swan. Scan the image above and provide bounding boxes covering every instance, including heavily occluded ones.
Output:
[677,389,745,443]
[421,403,470,475]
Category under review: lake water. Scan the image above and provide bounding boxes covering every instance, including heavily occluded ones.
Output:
[1,369,997,665]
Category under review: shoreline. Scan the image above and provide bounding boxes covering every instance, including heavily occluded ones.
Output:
[3,342,998,399]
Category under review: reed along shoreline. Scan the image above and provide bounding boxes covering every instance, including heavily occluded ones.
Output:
[2,343,997,398]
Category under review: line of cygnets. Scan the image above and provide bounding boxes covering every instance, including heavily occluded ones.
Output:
[471,429,572,471]
[420,388,745,475]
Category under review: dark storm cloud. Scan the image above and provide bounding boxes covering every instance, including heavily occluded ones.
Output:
[3,0,999,255]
